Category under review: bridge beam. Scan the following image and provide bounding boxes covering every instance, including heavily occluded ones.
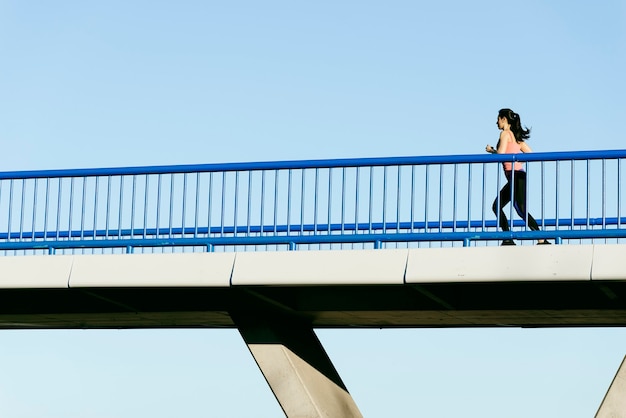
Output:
[233,315,362,418]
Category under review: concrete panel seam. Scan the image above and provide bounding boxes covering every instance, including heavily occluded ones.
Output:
[229,252,238,287]
[589,245,595,281]
[402,249,409,284]
[67,256,76,288]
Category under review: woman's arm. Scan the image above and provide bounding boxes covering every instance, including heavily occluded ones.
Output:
[486,137,502,154]
[496,131,508,154]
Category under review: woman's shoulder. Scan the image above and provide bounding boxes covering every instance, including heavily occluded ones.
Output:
[499,130,515,141]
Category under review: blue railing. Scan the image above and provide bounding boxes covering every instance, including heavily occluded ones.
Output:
[0,150,624,255]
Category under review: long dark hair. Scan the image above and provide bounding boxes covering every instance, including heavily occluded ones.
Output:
[498,108,531,142]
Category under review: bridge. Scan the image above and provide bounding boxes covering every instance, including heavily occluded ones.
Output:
[1,149,626,417]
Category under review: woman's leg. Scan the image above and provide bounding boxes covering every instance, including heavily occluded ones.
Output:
[492,180,512,232]
[512,172,541,231]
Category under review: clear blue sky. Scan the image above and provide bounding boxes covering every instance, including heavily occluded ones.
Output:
[0,1,625,417]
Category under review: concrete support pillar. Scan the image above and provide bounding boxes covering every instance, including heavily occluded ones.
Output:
[233,315,362,418]
[596,355,626,417]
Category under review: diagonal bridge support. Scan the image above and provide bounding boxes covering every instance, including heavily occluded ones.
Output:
[232,314,363,418]
[595,355,626,417]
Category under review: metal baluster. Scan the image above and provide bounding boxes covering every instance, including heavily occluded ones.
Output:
[31,179,38,243]
[463,165,472,247]
[555,161,560,234]
[355,167,361,243]
[182,173,188,241]
[541,162,545,229]
[425,165,430,247]
[467,164,472,237]
[586,160,591,230]
[131,175,137,238]
[382,166,388,234]
[410,165,416,234]
[314,168,319,235]
[156,174,162,239]
[233,171,239,239]
[287,169,293,237]
[509,168,514,237]
[68,178,75,243]
[495,167,501,244]
[481,163,486,232]
[207,172,213,238]
[396,165,402,236]
[7,179,14,240]
[220,172,226,237]
[602,159,607,228]
[524,163,529,233]
[571,160,575,233]
[101,176,109,241]
[56,179,63,240]
[80,177,87,242]
[618,159,622,232]
[368,166,374,235]
[247,171,253,237]
[169,174,176,239]
[327,168,332,235]
[17,180,26,241]
[43,178,50,241]
[143,175,150,240]
[260,170,266,237]
[92,176,99,240]
[300,168,306,237]
[274,170,280,236]
[341,167,346,236]
[438,165,444,234]
[194,172,200,238]
[118,176,124,240]
[453,163,458,234]
[105,176,112,241]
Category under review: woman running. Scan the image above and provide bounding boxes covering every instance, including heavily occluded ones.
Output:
[485,108,550,245]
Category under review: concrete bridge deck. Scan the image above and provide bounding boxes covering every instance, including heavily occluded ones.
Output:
[2,244,625,330]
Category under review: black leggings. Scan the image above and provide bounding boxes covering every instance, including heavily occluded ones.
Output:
[492,171,540,232]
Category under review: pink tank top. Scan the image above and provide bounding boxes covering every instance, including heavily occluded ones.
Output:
[503,139,523,172]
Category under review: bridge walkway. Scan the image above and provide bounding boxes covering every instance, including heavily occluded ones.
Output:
[1,150,625,417]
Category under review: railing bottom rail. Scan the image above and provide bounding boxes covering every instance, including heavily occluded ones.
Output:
[1,228,625,254]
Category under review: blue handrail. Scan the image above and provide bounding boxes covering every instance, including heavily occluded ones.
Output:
[0,149,624,254]
[2,149,624,179]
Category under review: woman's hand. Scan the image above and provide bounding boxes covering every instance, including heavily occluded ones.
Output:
[485,145,497,154]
